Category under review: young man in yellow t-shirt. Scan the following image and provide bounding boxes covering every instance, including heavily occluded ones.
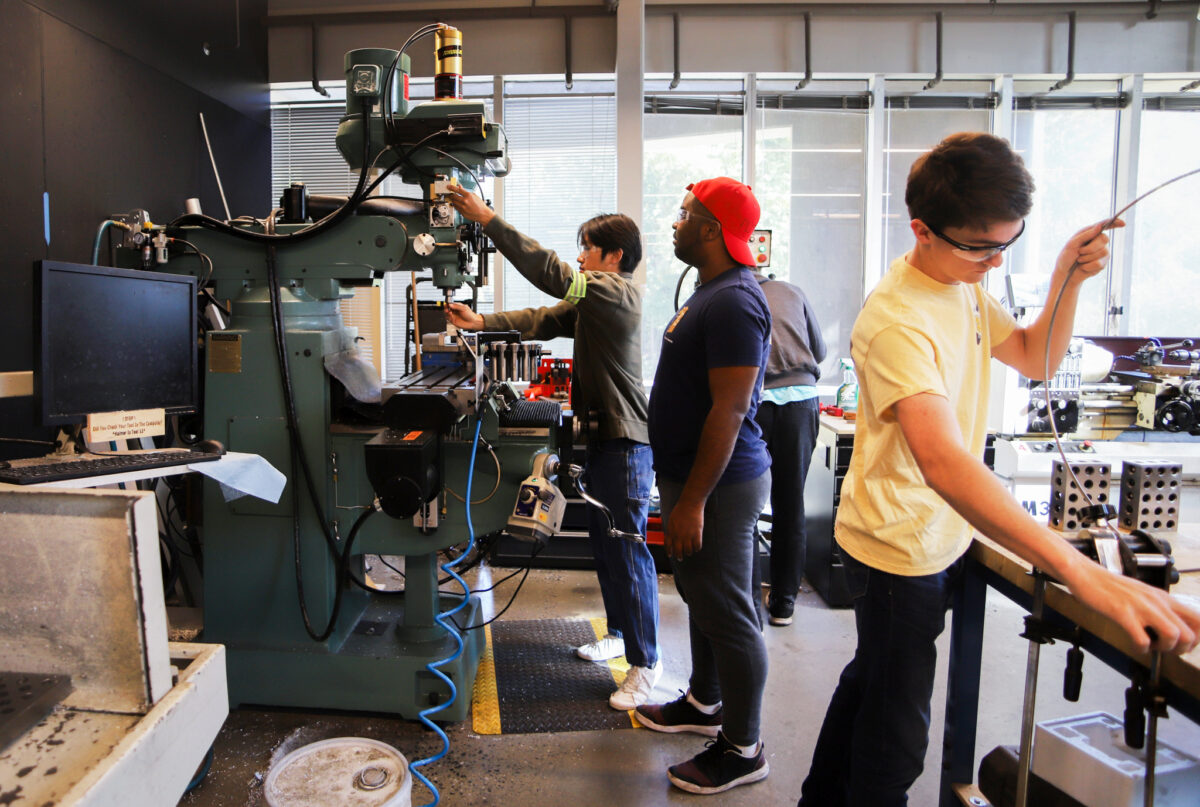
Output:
[797,132,1200,806]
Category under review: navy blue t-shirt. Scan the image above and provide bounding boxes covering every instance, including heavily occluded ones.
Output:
[649,266,772,486]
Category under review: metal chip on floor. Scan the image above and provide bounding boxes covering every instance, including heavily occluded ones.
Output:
[472,618,636,735]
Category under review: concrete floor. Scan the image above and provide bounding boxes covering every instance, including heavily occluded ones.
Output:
[179,559,1200,807]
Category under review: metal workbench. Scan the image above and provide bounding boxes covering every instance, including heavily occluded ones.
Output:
[940,536,1200,806]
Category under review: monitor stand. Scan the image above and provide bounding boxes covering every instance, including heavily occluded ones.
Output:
[51,426,83,456]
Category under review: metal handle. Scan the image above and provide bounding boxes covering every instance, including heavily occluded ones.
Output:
[564,463,644,543]
[1145,649,1163,807]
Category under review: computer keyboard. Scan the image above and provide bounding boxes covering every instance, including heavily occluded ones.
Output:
[0,449,222,485]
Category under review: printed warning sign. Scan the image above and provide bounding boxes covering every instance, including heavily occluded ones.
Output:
[85,408,166,443]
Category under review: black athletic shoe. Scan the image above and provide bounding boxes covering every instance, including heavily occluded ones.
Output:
[634,690,722,737]
[768,598,794,626]
[667,732,770,795]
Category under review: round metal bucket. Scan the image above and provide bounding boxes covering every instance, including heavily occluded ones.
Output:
[264,736,412,807]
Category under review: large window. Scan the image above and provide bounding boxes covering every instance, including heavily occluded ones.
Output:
[881,81,994,287]
[270,71,1200,387]
[643,78,745,382]
[1128,104,1200,337]
[754,78,869,377]
[1010,80,1122,335]
[499,78,617,361]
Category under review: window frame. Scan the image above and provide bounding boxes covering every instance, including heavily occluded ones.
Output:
[268,70,1200,381]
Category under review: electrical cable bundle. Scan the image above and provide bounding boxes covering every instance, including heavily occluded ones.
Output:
[169,98,374,244]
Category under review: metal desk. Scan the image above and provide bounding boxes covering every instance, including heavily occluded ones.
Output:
[940,536,1200,806]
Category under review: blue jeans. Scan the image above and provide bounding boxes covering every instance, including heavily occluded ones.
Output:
[584,439,658,668]
[799,550,963,807]
[659,471,771,746]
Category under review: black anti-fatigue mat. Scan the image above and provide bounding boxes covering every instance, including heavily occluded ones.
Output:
[472,618,636,735]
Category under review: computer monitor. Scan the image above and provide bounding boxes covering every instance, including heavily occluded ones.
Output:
[37,261,198,426]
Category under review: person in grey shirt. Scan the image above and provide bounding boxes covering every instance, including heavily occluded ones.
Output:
[444,184,661,711]
[753,270,827,626]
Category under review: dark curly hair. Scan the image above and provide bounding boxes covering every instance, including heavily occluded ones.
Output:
[905,132,1035,232]
[578,214,642,274]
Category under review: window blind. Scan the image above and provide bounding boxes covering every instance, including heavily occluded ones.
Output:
[500,91,616,360]
[269,102,495,380]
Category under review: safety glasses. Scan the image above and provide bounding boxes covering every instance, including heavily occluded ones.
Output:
[674,208,720,227]
[926,220,1025,262]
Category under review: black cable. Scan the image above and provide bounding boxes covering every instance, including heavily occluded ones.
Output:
[157,495,194,559]
[354,531,495,593]
[201,288,231,317]
[434,537,489,585]
[170,238,214,288]
[383,24,444,141]
[362,128,450,198]
[160,535,181,600]
[346,529,503,596]
[360,151,402,198]
[373,194,425,204]
[464,563,528,595]
[422,146,487,199]
[451,542,544,631]
[377,554,406,578]
[452,567,532,631]
[163,482,202,565]
[169,99,374,245]
[348,561,405,595]
[264,243,339,556]
[0,437,57,447]
[264,239,367,641]
[293,502,379,642]
[674,264,696,311]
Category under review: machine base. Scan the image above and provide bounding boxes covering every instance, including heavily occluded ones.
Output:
[222,593,485,722]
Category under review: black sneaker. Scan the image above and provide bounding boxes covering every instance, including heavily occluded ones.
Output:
[768,598,794,626]
[634,691,722,737]
[667,732,770,794]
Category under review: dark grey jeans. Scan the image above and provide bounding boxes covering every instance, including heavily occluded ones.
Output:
[658,471,771,746]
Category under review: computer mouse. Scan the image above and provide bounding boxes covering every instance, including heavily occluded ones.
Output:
[197,439,226,455]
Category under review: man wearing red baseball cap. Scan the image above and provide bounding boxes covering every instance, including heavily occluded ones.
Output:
[637,177,773,795]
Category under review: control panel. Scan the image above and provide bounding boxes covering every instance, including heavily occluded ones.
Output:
[750,229,771,268]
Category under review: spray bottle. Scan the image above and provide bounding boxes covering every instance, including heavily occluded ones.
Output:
[836,358,858,411]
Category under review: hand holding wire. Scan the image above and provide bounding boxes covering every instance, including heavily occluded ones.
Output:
[1054,217,1125,282]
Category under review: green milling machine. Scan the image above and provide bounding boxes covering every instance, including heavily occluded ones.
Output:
[116,26,573,720]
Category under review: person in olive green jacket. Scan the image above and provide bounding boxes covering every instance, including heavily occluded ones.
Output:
[445,185,661,711]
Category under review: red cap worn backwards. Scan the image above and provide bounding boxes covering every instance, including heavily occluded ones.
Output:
[686,177,761,267]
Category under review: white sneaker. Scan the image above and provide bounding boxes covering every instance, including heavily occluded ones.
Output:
[609,661,663,711]
[576,634,625,661]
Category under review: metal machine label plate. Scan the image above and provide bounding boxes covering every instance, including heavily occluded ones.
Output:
[209,333,243,373]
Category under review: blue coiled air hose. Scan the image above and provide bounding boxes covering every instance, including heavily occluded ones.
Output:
[410,418,482,806]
